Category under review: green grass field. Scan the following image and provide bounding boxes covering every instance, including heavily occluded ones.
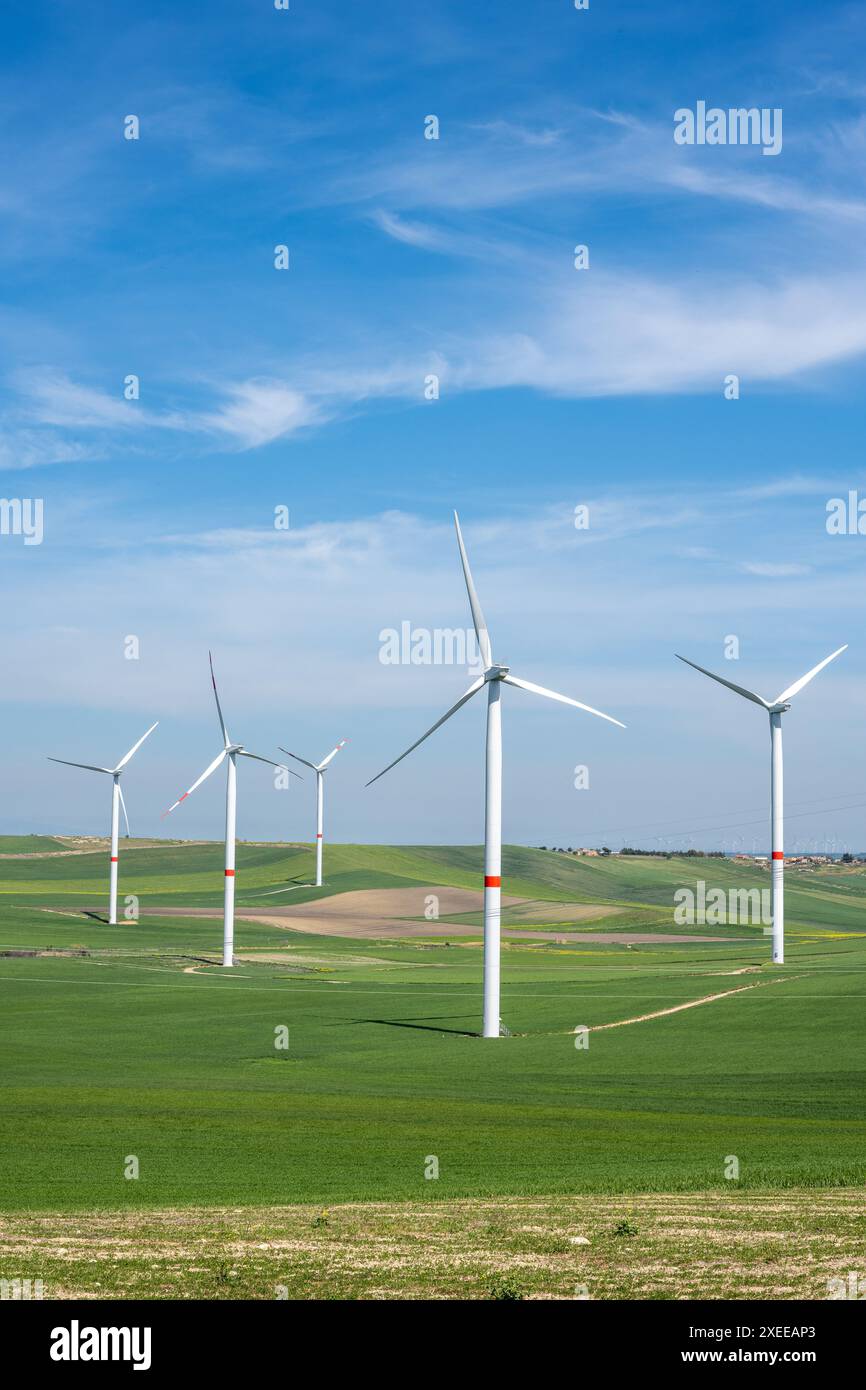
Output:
[1,838,864,1297]
[0,834,68,854]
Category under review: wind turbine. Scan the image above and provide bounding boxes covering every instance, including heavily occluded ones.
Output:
[367,512,625,1038]
[676,645,847,964]
[163,653,299,966]
[278,739,347,887]
[48,721,159,925]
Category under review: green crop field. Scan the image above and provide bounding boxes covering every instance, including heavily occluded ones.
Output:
[1,837,864,1298]
[0,834,68,854]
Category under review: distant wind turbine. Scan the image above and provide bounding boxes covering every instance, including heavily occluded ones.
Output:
[367,511,625,1038]
[676,645,847,964]
[48,721,159,925]
[163,653,299,966]
[279,739,348,886]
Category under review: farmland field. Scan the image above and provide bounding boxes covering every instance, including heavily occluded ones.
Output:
[1,838,864,1299]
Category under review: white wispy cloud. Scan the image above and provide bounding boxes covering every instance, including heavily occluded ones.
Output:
[9,263,866,467]
[738,561,812,577]
[469,119,565,148]
[0,427,94,470]
[3,371,324,460]
[194,380,321,448]
[369,209,449,250]
[337,109,866,225]
[447,271,866,396]
[13,371,146,430]
[736,476,834,500]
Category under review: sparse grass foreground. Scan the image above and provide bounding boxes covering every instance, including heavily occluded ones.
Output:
[2,1190,863,1300]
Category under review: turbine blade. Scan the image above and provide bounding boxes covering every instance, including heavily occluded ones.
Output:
[675,655,770,708]
[278,748,318,772]
[503,674,626,728]
[366,677,485,787]
[454,511,493,669]
[209,650,230,747]
[47,757,114,774]
[162,748,227,817]
[238,750,302,778]
[115,720,159,771]
[117,782,131,838]
[773,645,848,705]
[317,738,348,770]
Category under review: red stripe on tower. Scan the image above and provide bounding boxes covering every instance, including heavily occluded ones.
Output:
[484,875,501,888]
[225,868,235,876]
[316,833,323,838]
[110,856,118,863]
[772,852,784,860]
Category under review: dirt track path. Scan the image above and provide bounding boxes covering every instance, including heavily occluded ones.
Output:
[584,973,801,1032]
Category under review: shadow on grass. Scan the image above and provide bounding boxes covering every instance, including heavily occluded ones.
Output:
[351,1016,479,1038]
[241,877,318,898]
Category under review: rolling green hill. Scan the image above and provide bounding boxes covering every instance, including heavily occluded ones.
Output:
[0,834,68,854]
[1,837,864,934]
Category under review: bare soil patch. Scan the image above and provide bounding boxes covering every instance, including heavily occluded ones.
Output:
[153,887,735,944]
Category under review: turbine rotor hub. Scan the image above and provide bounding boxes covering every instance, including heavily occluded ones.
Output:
[484,663,510,681]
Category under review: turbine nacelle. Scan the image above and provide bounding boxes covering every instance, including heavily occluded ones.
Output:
[162,655,298,819]
[280,739,348,775]
[47,720,159,842]
[677,646,847,715]
[365,512,625,791]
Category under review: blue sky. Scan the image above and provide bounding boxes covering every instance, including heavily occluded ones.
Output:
[1,0,866,851]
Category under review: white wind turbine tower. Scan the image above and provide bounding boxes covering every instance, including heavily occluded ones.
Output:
[163,653,299,966]
[367,512,625,1038]
[278,739,348,887]
[48,721,159,925]
[676,645,847,965]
